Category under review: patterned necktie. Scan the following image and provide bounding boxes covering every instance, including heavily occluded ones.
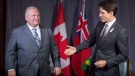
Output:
[32,28,40,46]
[100,24,108,42]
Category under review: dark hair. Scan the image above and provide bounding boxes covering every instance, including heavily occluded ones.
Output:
[99,0,118,16]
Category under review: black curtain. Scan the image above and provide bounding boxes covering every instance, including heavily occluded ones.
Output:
[5,0,135,75]
[0,0,5,75]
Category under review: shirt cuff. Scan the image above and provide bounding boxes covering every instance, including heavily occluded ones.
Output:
[8,69,15,71]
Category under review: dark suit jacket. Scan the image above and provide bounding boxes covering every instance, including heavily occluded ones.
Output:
[5,24,60,76]
[76,21,129,76]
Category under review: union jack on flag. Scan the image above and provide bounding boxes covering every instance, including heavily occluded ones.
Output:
[76,3,89,42]
[71,2,91,76]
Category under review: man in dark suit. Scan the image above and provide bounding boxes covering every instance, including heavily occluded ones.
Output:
[64,0,128,76]
[5,6,61,76]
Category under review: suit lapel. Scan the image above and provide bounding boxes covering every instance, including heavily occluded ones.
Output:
[39,27,45,48]
[23,24,39,47]
[99,21,117,46]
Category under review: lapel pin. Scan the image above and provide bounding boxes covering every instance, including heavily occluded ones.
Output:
[110,28,114,32]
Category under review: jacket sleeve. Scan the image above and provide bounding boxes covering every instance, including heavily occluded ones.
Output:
[5,29,17,71]
[47,29,61,68]
[75,22,102,53]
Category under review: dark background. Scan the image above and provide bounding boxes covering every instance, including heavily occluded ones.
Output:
[0,0,135,76]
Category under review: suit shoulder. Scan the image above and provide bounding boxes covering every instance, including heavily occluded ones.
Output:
[95,21,105,29]
[114,23,127,37]
[116,23,126,31]
[12,25,26,32]
[43,28,52,33]
[97,21,105,27]
[39,25,51,30]
[97,21,105,25]
[43,28,53,35]
[45,28,52,31]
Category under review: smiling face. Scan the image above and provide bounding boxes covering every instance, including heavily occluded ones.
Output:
[25,8,40,27]
[99,7,114,23]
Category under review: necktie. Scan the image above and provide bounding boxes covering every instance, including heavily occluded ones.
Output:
[32,28,40,46]
[100,24,108,42]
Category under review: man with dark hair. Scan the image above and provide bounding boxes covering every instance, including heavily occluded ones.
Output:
[5,6,61,76]
[64,0,128,76]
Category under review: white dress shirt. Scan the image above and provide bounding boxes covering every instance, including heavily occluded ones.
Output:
[100,18,116,36]
[27,23,41,39]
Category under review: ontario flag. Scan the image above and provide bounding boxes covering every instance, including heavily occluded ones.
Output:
[71,1,91,76]
[53,1,72,76]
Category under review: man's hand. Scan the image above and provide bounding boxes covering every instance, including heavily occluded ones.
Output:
[8,70,16,76]
[64,45,77,56]
[54,67,61,76]
[94,60,106,68]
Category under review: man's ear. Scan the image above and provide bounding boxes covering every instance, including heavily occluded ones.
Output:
[109,11,114,17]
[25,16,28,21]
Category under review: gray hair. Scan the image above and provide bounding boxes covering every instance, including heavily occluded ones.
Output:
[25,6,39,16]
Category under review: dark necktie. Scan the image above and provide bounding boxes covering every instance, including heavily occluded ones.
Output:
[32,28,41,46]
[100,24,108,42]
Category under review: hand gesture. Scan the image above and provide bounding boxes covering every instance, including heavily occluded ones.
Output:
[54,67,61,76]
[8,70,16,76]
[64,45,77,56]
[94,60,106,68]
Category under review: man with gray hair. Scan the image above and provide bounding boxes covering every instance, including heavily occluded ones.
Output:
[5,6,61,76]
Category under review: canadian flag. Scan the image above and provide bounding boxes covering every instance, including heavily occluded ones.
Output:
[53,2,72,76]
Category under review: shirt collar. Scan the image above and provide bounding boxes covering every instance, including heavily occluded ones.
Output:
[27,23,40,30]
[106,18,116,28]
